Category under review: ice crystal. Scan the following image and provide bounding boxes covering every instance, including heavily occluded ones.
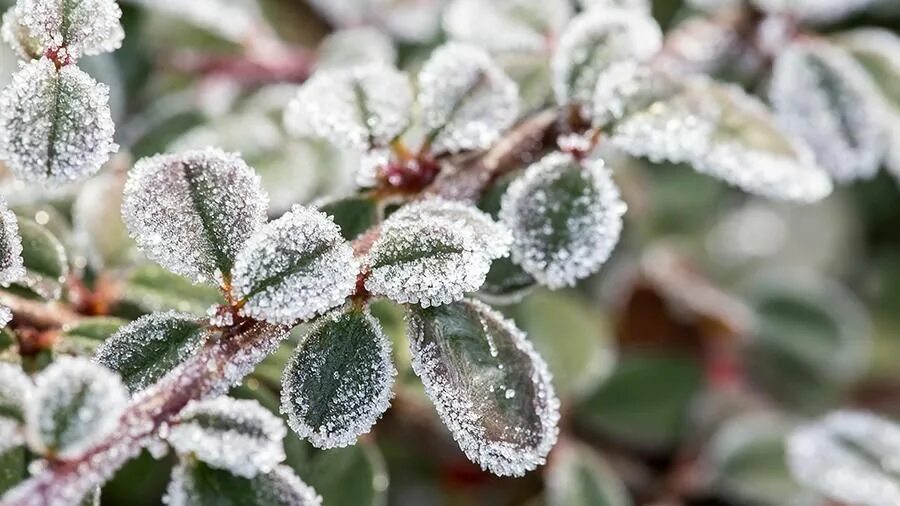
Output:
[788,410,900,506]
[0,304,11,328]
[231,205,358,325]
[281,306,395,449]
[24,357,128,460]
[0,362,31,454]
[407,299,560,477]
[443,0,571,55]
[317,27,396,70]
[610,76,833,202]
[579,0,651,14]
[365,198,512,307]
[122,148,269,284]
[0,197,24,285]
[417,43,520,154]
[751,0,874,24]
[1,9,42,60]
[500,152,625,289]
[770,41,886,182]
[0,58,117,184]
[94,311,208,392]
[15,0,123,59]
[552,9,662,109]
[166,397,287,478]
[285,64,412,151]
[165,461,322,506]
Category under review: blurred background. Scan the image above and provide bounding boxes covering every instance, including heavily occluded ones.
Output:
[2,0,900,504]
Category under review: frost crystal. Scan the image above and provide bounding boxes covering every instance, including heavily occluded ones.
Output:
[122,148,269,284]
[165,461,322,506]
[285,64,412,151]
[0,58,117,184]
[751,0,874,24]
[24,357,128,460]
[552,8,662,109]
[0,362,31,454]
[0,197,24,285]
[281,306,395,449]
[443,0,571,55]
[231,205,359,325]
[610,76,833,202]
[408,299,560,477]
[417,43,519,154]
[365,199,512,307]
[500,152,625,289]
[770,41,886,182]
[166,397,287,478]
[15,0,124,58]
[788,411,900,506]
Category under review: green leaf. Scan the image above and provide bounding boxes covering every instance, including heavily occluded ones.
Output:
[0,446,25,496]
[545,442,631,506]
[298,443,388,506]
[55,317,127,357]
[319,197,379,242]
[576,352,701,450]
[166,459,321,506]
[122,263,224,314]
[407,298,559,477]
[14,217,67,300]
[72,171,136,270]
[94,312,207,392]
[0,362,30,453]
[282,306,394,449]
[477,257,535,304]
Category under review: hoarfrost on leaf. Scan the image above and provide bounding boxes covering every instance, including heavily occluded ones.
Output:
[122,148,268,285]
[24,357,128,460]
[231,205,359,325]
[552,8,662,110]
[0,198,24,285]
[407,298,559,477]
[443,0,571,55]
[0,362,31,454]
[770,40,885,182]
[306,0,442,43]
[0,58,117,184]
[285,64,412,151]
[15,0,123,59]
[166,397,287,479]
[499,152,625,289]
[15,217,68,300]
[365,198,512,307]
[124,0,266,45]
[281,306,395,449]
[417,43,520,154]
[164,460,322,506]
[787,410,900,506]
[1,9,42,60]
[592,61,679,128]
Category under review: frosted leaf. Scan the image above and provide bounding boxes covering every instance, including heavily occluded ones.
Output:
[592,61,680,128]
[15,217,68,300]
[787,411,900,505]
[578,0,651,14]
[407,298,559,477]
[94,311,208,392]
[751,0,874,24]
[417,43,519,154]
[0,58,117,184]
[0,198,24,285]
[165,460,322,506]
[545,441,631,506]
[0,362,31,455]
[125,0,266,44]
[281,305,395,449]
[306,0,442,43]
[1,9,42,60]
[122,148,268,285]
[285,64,412,151]
[500,152,625,289]
[443,0,571,55]
[16,0,124,59]
[552,9,662,110]
[0,304,10,328]
[231,205,359,325]
[317,28,396,70]
[24,357,128,460]
[770,41,885,182]
[365,198,512,307]
[72,170,135,271]
[610,76,833,202]
[166,397,286,478]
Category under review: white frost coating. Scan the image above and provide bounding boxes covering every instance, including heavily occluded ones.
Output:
[285,63,412,151]
[0,58,117,185]
[16,0,123,58]
[122,148,269,284]
[164,461,322,506]
[167,397,287,478]
[417,43,520,154]
[552,8,662,109]
[24,357,128,460]
[592,61,678,128]
[408,299,560,477]
[317,27,396,70]
[0,198,24,285]
[2,9,41,60]
[365,198,512,307]
[443,0,571,55]
[788,411,900,506]
[500,152,625,289]
[0,304,11,328]
[232,205,359,325]
[611,77,833,202]
[0,362,32,454]
[579,0,651,14]
[770,41,885,182]
[751,0,874,24]
[281,307,395,449]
